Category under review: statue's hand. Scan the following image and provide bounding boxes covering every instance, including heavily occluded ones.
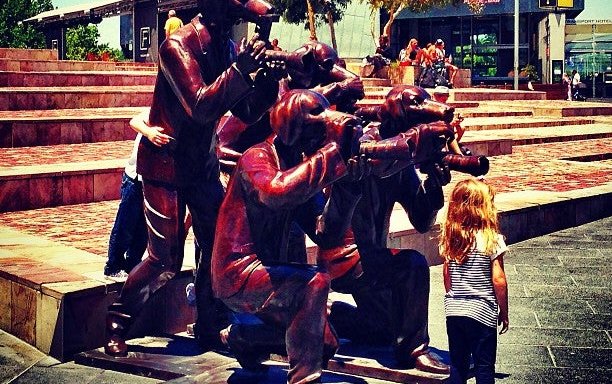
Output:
[236,34,267,76]
[265,60,288,81]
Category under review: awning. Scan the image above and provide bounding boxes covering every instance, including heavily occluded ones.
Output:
[23,0,132,26]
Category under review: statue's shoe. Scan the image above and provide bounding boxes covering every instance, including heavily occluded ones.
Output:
[104,334,128,357]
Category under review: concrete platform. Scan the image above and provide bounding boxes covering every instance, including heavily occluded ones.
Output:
[0,224,197,361]
[0,70,157,87]
[0,107,145,147]
[0,141,133,212]
[0,86,153,110]
[74,335,448,384]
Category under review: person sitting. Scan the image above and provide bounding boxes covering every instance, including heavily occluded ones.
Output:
[432,86,469,156]
[271,38,283,51]
[376,35,395,61]
[398,38,422,66]
[434,39,458,87]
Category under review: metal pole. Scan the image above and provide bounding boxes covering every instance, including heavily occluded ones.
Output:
[592,24,596,98]
[513,0,519,90]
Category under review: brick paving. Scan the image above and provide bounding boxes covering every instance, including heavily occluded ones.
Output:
[0,139,610,263]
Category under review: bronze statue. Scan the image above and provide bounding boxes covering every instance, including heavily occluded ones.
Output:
[211,90,363,383]
[217,40,364,176]
[321,85,457,374]
[104,0,281,356]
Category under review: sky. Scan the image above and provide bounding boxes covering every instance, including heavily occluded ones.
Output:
[50,0,612,50]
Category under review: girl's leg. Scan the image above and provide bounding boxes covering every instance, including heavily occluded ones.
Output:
[446,316,471,384]
[470,320,497,384]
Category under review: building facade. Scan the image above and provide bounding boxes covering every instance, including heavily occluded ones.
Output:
[394,0,584,84]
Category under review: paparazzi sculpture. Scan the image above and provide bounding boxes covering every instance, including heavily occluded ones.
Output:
[320,85,489,374]
[212,90,362,384]
[216,40,364,175]
[104,0,282,356]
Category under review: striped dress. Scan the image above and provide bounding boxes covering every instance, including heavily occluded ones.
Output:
[444,232,507,328]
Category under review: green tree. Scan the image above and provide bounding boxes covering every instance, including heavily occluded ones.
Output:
[65,24,100,60]
[270,0,351,40]
[65,24,124,61]
[364,0,485,45]
[0,0,53,48]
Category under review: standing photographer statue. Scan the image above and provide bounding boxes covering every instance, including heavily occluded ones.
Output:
[104,0,282,356]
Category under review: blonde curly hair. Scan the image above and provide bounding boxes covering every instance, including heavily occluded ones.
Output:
[439,178,499,264]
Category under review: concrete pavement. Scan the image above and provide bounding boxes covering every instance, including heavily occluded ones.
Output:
[1,216,610,383]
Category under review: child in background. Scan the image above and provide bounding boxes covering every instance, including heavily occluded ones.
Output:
[439,178,509,384]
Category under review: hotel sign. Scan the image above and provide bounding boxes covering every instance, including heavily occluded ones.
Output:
[539,0,574,8]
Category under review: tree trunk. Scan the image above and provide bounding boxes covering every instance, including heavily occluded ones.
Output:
[326,10,337,52]
[307,0,317,41]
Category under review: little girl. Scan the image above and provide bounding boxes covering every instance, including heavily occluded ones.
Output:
[439,178,509,384]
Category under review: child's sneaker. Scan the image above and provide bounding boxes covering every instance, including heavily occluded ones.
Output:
[105,270,129,282]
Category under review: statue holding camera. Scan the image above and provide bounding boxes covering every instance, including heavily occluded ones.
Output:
[321,85,488,374]
[104,0,282,357]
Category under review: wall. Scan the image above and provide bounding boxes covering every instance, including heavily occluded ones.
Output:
[134,0,158,63]
[538,12,566,83]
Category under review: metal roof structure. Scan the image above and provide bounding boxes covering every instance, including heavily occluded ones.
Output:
[23,0,132,27]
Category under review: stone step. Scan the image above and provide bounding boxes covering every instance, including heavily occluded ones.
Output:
[0,70,157,87]
[456,108,533,118]
[0,58,157,72]
[0,222,196,361]
[355,98,480,109]
[361,77,392,87]
[0,86,153,110]
[0,141,133,212]
[463,116,596,131]
[480,100,612,117]
[363,85,392,93]
[463,123,612,148]
[0,107,146,147]
[449,88,547,101]
[0,48,58,61]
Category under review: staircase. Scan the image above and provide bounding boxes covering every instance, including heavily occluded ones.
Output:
[0,49,194,361]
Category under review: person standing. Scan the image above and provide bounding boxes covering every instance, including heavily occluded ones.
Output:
[562,72,572,101]
[164,10,183,39]
[104,134,148,281]
[571,69,582,101]
[440,178,509,384]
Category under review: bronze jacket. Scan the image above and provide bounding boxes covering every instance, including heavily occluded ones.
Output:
[137,16,277,186]
[211,138,347,299]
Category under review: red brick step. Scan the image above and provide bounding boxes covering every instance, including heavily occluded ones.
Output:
[0,107,146,147]
[0,70,157,87]
[0,86,153,110]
